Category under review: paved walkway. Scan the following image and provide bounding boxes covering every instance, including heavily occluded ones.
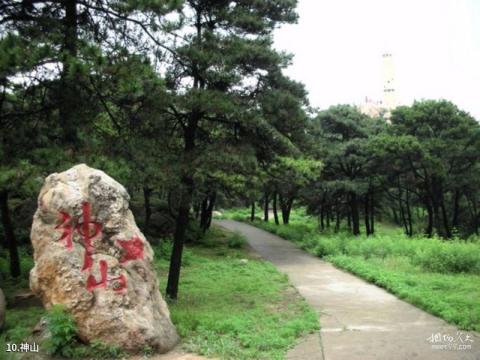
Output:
[215,220,480,360]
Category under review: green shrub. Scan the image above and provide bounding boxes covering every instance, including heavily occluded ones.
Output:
[413,241,480,274]
[185,220,205,243]
[87,340,124,359]
[225,207,480,275]
[197,227,221,248]
[182,247,194,266]
[227,232,247,249]
[45,305,79,357]
[155,238,173,260]
[299,236,319,252]
[314,237,343,257]
[44,305,125,358]
[153,238,194,267]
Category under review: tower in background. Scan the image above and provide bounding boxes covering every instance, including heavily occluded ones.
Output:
[382,53,397,111]
[358,52,399,119]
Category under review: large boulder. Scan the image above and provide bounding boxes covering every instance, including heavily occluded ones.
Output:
[29,164,179,353]
[0,288,5,330]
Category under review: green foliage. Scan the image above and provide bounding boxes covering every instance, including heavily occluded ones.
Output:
[0,307,45,342]
[142,345,155,356]
[155,238,175,261]
[228,208,480,275]
[412,242,480,274]
[0,246,34,302]
[43,305,125,358]
[385,100,480,237]
[0,306,46,360]
[44,305,79,357]
[226,232,247,249]
[153,238,194,267]
[85,340,124,359]
[185,220,205,243]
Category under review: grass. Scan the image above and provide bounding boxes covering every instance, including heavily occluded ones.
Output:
[154,226,319,359]
[0,225,318,359]
[223,207,480,332]
[1,247,44,360]
[0,307,45,360]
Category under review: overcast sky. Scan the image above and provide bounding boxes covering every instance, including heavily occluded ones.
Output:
[274,0,480,118]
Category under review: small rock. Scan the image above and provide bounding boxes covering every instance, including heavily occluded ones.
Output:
[33,318,48,338]
[239,259,249,265]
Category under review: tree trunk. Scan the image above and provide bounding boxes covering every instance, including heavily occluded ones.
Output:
[205,191,216,230]
[286,197,294,224]
[425,201,433,237]
[0,191,21,277]
[193,201,201,220]
[320,206,325,231]
[391,206,399,225]
[335,208,340,232]
[350,193,360,235]
[398,190,409,236]
[166,114,197,300]
[432,200,442,237]
[199,195,209,232]
[59,0,80,147]
[369,191,375,234]
[263,192,269,222]
[279,193,286,224]
[405,189,413,236]
[452,190,460,230]
[272,192,279,225]
[326,207,331,228]
[440,198,451,238]
[167,190,177,218]
[469,196,479,235]
[64,0,78,57]
[166,6,207,299]
[364,193,371,236]
[250,201,255,221]
[143,187,152,235]
[279,194,294,224]
[166,179,192,299]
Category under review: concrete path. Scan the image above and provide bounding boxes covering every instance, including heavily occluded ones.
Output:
[215,220,480,360]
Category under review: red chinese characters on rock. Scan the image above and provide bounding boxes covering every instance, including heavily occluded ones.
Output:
[86,260,108,291]
[76,202,101,272]
[55,202,143,293]
[55,212,74,250]
[117,236,144,264]
[85,260,127,293]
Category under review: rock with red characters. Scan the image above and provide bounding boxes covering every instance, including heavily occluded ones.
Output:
[29,164,179,353]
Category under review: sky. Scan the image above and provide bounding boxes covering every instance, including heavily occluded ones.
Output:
[274,0,480,118]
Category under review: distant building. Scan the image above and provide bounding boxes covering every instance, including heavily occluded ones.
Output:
[359,53,398,119]
[359,96,384,118]
[382,53,398,111]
